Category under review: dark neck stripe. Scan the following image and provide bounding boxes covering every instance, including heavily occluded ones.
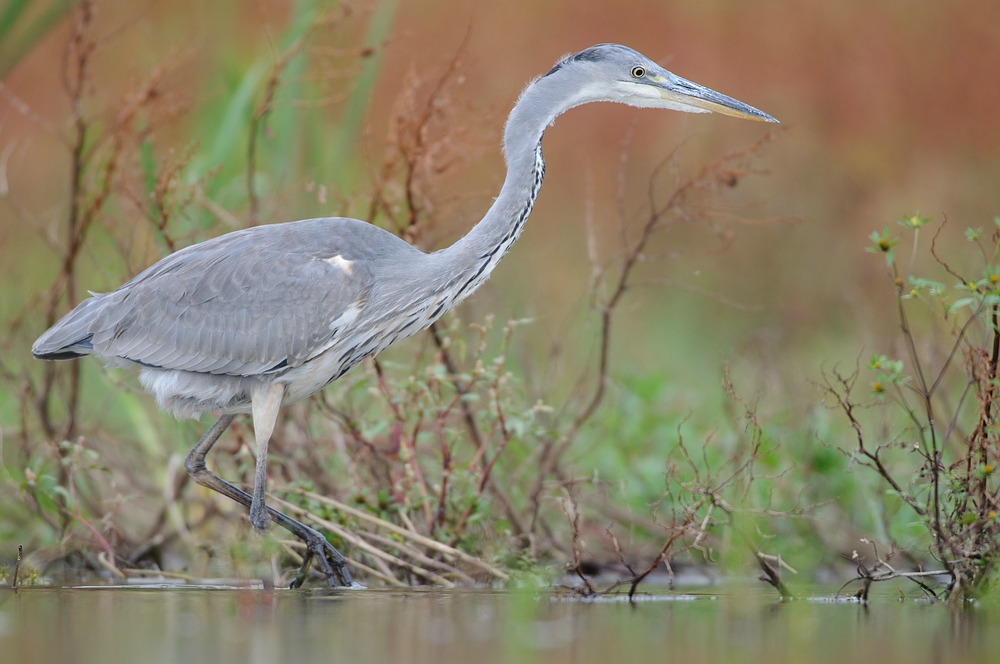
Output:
[454,140,546,301]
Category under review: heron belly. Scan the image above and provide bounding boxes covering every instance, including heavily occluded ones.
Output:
[278,344,353,404]
[138,367,257,419]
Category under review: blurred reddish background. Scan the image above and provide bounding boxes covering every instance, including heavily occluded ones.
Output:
[3,0,1000,402]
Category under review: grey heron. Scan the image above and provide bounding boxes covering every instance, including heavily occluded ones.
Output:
[32,43,776,587]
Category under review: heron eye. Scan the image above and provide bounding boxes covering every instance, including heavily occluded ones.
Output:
[631,66,646,78]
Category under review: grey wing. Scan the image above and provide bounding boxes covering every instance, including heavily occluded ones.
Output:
[88,221,373,376]
[32,295,107,359]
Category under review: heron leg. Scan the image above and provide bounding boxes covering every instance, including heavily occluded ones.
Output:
[249,382,284,533]
[183,414,353,588]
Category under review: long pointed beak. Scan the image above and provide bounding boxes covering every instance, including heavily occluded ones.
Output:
[658,75,778,123]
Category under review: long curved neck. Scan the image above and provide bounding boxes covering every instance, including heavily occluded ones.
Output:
[433,69,592,303]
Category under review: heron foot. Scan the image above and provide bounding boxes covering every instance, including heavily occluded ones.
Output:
[183,416,354,588]
[290,526,353,589]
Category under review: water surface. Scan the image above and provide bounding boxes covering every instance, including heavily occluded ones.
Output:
[1,585,997,663]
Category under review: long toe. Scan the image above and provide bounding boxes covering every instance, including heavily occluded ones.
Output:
[321,540,352,586]
[290,551,314,589]
[300,533,351,587]
[332,549,353,586]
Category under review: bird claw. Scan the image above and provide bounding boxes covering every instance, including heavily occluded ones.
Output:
[289,528,352,589]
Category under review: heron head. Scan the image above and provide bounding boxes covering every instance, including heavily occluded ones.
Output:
[547,44,778,123]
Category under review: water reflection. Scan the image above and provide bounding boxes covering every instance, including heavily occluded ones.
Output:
[0,586,996,664]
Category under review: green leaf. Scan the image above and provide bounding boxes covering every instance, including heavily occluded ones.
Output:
[909,277,945,296]
[952,297,975,310]
[899,212,932,230]
[868,354,886,371]
[866,225,897,266]
[50,484,73,507]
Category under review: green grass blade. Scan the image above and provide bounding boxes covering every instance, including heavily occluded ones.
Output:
[0,0,31,43]
[329,0,398,187]
[201,60,267,195]
[264,0,316,189]
[0,0,77,78]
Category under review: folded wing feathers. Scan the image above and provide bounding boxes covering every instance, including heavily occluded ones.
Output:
[31,294,107,358]
[36,219,386,377]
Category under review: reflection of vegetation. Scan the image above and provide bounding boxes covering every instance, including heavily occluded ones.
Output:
[1,1,996,603]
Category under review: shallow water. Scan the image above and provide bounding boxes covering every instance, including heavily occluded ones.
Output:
[1,584,997,664]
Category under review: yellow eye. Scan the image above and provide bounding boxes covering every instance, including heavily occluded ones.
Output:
[631,66,646,78]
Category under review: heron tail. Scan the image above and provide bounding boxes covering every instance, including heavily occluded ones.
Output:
[32,294,108,360]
